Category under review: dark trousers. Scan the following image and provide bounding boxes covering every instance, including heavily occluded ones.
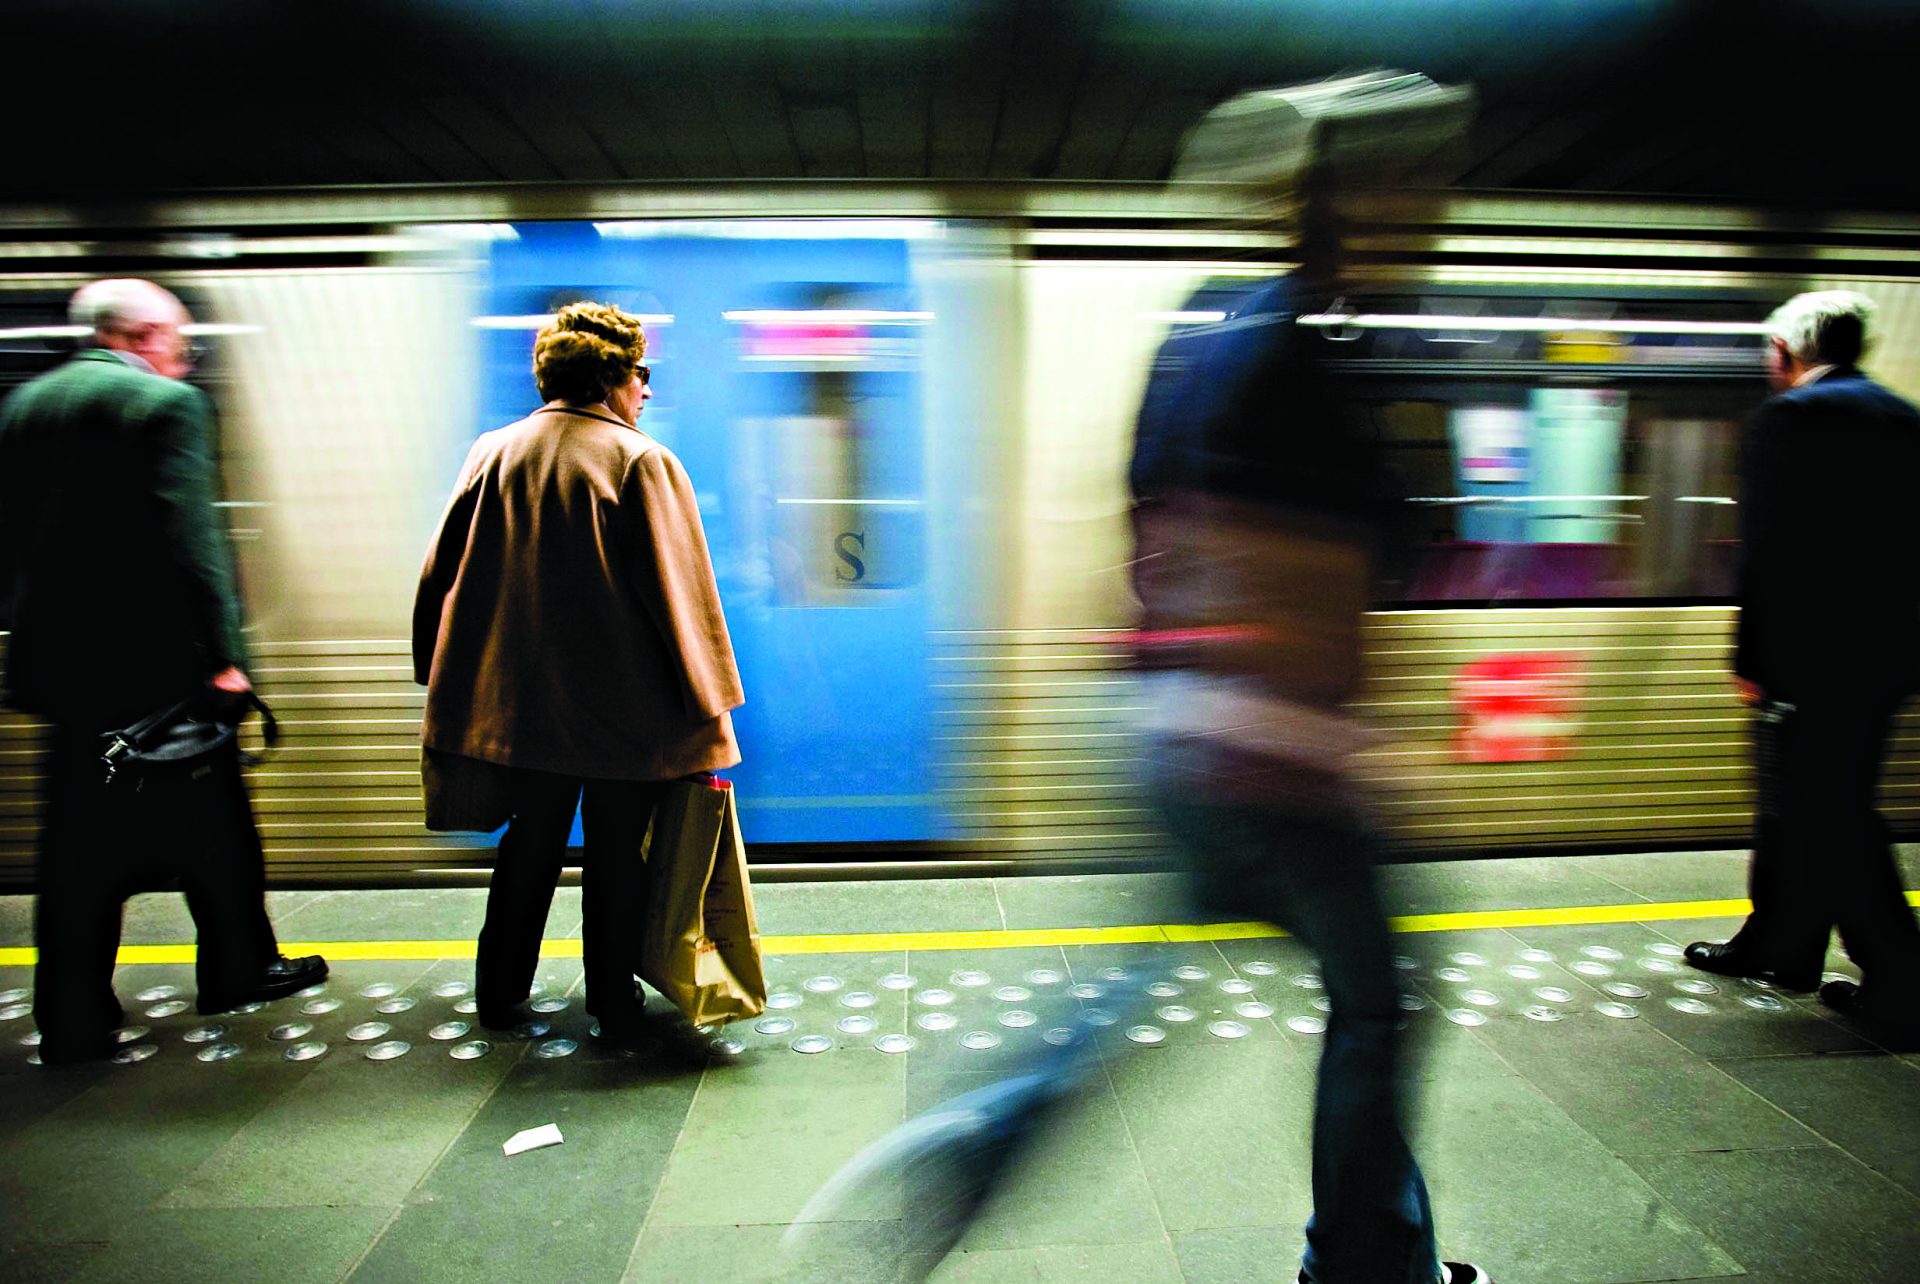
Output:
[475,769,664,1031]
[1736,694,1920,987]
[33,727,279,1052]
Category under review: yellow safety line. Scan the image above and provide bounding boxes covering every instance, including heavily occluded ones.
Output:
[0,892,1913,968]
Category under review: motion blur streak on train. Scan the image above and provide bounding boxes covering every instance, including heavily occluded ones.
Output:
[4,187,1920,884]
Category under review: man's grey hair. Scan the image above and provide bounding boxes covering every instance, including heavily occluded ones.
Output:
[68,278,180,336]
[1765,290,1877,366]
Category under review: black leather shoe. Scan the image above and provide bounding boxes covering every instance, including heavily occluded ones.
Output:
[1683,941,1817,992]
[197,954,329,1014]
[1819,979,1920,1042]
[1300,1264,1489,1284]
[36,1035,119,1066]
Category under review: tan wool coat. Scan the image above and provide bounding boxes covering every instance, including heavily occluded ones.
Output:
[413,405,744,780]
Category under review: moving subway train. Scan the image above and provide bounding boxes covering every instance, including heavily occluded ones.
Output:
[3,184,1919,883]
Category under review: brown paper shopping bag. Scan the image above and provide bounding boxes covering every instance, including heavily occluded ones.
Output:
[638,776,768,1026]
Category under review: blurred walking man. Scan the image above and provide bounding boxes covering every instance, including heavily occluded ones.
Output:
[1686,290,1920,1042]
[0,279,325,1064]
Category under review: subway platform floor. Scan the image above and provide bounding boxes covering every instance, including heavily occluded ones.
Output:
[2,848,1919,1284]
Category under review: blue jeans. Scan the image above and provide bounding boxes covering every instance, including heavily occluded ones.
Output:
[1154,763,1441,1284]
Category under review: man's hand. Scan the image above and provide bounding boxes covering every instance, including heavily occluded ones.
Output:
[211,665,252,695]
[1733,676,1763,706]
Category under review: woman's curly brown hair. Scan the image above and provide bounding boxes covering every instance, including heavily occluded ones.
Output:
[532,302,648,404]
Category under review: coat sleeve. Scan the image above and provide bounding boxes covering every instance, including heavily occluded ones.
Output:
[1734,398,1793,686]
[627,447,745,721]
[147,383,248,672]
[412,439,489,686]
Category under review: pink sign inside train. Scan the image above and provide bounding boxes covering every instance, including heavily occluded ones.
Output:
[1454,653,1582,763]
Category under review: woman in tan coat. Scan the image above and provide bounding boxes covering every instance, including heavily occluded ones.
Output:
[413,302,744,1048]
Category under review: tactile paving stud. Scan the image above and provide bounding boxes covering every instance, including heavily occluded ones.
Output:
[1594,1001,1640,1019]
[1042,1027,1077,1047]
[1603,982,1651,1000]
[429,1021,470,1041]
[285,1040,328,1062]
[113,1025,150,1044]
[0,1004,29,1023]
[1219,978,1255,995]
[1393,956,1420,971]
[1023,969,1064,986]
[1242,961,1279,977]
[1208,1020,1251,1039]
[1288,1015,1329,1034]
[1449,952,1487,967]
[449,1040,491,1060]
[1638,958,1681,974]
[377,997,418,1015]
[1291,973,1325,990]
[999,1010,1037,1028]
[1435,967,1473,984]
[1172,965,1210,982]
[1443,1009,1487,1027]
[951,971,991,988]
[296,984,328,999]
[19,1030,41,1047]
[1523,1006,1563,1022]
[802,975,843,994]
[710,1036,746,1056]
[1646,942,1684,957]
[1581,945,1625,962]
[1067,983,1103,1000]
[1236,1000,1277,1019]
[1533,986,1574,1003]
[1097,966,1131,982]
[1311,996,1334,1013]
[836,1015,878,1035]
[1740,993,1787,1013]
[360,982,398,999]
[432,981,471,998]
[765,991,803,1010]
[959,1031,1002,1051]
[1080,1008,1118,1027]
[529,997,569,1014]
[1741,976,1777,992]
[113,1044,158,1064]
[839,992,878,1010]
[1125,1025,1167,1045]
[1674,978,1719,996]
[1569,961,1614,978]
[196,1043,243,1062]
[134,985,179,1003]
[1666,997,1713,1015]
[754,1016,797,1036]
[1157,1005,1197,1023]
[233,1003,267,1015]
[365,1040,411,1061]
[874,1034,915,1054]
[1146,981,1182,998]
[992,985,1031,1003]
[453,998,479,1015]
[879,973,916,991]
[1505,965,1542,981]
[302,998,342,1016]
[1460,990,1501,1008]
[915,1012,958,1032]
[916,988,954,1007]
[269,1022,314,1042]
[511,1021,552,1041]
[183,1024,227,1044]
[1397,994,1427,1012]
[346,1022,391,1042]
[533,1038,577,1059]
[145,1000,190,1019]
[1517,948,1555,964]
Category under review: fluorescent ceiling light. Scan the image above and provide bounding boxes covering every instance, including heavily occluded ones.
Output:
[594,219,943,240]
[724,309,932,325]
[0,325,88,340]
[1297,312,1770,336]
[1141,310,1229,324]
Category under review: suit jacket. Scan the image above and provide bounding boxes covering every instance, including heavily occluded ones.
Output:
[413,404,744,781]
[1735,367,1920,701]
[0,349,248,727]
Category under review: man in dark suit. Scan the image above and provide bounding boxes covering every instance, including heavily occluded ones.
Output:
[0,278,325,1064]
[1686,290,1920,1039]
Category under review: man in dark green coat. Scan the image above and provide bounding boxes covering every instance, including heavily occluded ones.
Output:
[0,278,325,1064]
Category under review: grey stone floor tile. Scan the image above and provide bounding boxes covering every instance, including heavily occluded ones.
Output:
[1106,1042,1314,1233]
[0,1058,307,1247]
[754,878,1006,936]
[1170,1225,1302,1284]
[992,873,1190,930]
[1717,1052,1920,1196]
[0,895,32,948]
[1629,1146,1920,1283]
[162,1029,520,1210]
[645,1044,907,1228]
[119,894,199,944]
[935,1240,1185,1282]
[1567,850,1755,903]
[0,1239,106,1283]
[1380,856,1643,916]
[1419,1071,1742,1284]
[624,1221,931,1284]
[72,1205,391,1284]
[269,887,491,941]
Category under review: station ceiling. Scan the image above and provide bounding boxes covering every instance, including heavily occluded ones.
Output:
[5,0,1917,212]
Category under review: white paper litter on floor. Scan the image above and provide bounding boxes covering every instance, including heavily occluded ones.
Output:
[503,1124,564,1157]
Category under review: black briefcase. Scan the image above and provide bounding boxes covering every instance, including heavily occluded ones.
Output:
[99,689,279,788]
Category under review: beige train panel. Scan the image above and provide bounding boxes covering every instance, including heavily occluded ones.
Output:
[1377,786,1755,817]
[948,785,1149,806]
[939,707,1150,729]
[251,795,424,815]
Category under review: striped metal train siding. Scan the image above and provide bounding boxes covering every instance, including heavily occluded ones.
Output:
[8,607,1914,885]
